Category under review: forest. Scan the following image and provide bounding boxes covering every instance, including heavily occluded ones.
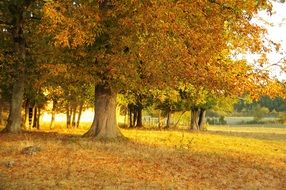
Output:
[0,0,285,189]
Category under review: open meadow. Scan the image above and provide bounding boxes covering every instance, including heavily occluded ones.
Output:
[0,125,285,189]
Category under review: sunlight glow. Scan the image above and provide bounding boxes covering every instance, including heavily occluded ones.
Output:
[42,109,95,123]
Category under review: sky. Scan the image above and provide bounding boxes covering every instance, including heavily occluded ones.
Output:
[249,1,286,80]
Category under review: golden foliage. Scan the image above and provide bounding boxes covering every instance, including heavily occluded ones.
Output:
[36,0,276,95]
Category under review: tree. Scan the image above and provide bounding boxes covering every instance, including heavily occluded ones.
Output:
[40,0,273,139]
[0,0,33,133]
[0,0,48,133]
[252,105,269,121]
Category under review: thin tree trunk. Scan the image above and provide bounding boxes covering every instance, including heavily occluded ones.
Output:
[83,85,122,139]
[166,111,171,128]
[66,104,71,128]
[0,99,3,126]
[50,111,55,130]
[50,99,56,130]
[76,101,83,128]
[158,110,162,129]
[36,107,40,129]
[136,106,143,128]
[198,109,206,130]
[2,79,25,133]
[24,99,29,129]
[174,111,186,128]
[190,108,199,130]
[28,107,33,129]
[32,106,37,128]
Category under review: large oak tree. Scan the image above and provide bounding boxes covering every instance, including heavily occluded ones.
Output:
[38,0,274,139]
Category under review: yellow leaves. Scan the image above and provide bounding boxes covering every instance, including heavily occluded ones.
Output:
[40,1,102,48]
[0,127,285,189]
[35,0,276,96]
[54,30,70,48]
[258,53,268,66]
[41,63,68,76]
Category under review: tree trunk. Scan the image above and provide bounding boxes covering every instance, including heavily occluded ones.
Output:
[71,104,77,128]
[2,79,25,133]
[28,107,33,129]
[128,104,133,128]
[84,85,122,139]
[0,99,3,126]
[2,2,31,133]
[158,110,162,129]
[190,108,199,130]
[136,106,143,128]
[66,104,71,128]
[174,111,186,128]
[133,106,138,127]
[32,106,37,128]
[50,99,56,130]
[76,101,83,128]
[198,109,206,130]
[36,107,40,129]
[166,111,171,128]
[50,111,55,130]
[24,99,29,129]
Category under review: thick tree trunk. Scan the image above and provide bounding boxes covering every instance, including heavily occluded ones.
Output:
[128,104,133,128]
[84,85,122,139]
[136,106,143,128]
[190,108,199,130]
[71,104,77,128]
[198,109,206,130]
[76,102,83,128]
[2,2,31,133]
[133,107,138,127]
[2,79,25,133]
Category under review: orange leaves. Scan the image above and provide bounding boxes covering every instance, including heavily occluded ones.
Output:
[0,127,285,189]
[40,1,102,48]
[54,30,70,48]
[35,0,278,98]
[258,53,268,66]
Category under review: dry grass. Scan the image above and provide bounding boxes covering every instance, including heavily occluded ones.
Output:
[0,125,285,189]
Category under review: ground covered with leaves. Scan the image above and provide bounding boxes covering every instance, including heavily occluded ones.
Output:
[0,126,285,189]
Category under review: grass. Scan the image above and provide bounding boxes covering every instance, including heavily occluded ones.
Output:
[0,124,285,189]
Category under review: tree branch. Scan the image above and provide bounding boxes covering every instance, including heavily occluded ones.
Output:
[208,0,236,12]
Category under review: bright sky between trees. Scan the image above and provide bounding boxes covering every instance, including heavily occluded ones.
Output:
[249,1,286,80]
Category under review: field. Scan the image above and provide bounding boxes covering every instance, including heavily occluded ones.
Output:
[0,125,285,189]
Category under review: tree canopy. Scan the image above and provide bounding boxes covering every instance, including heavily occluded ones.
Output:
[1,0,285,138]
